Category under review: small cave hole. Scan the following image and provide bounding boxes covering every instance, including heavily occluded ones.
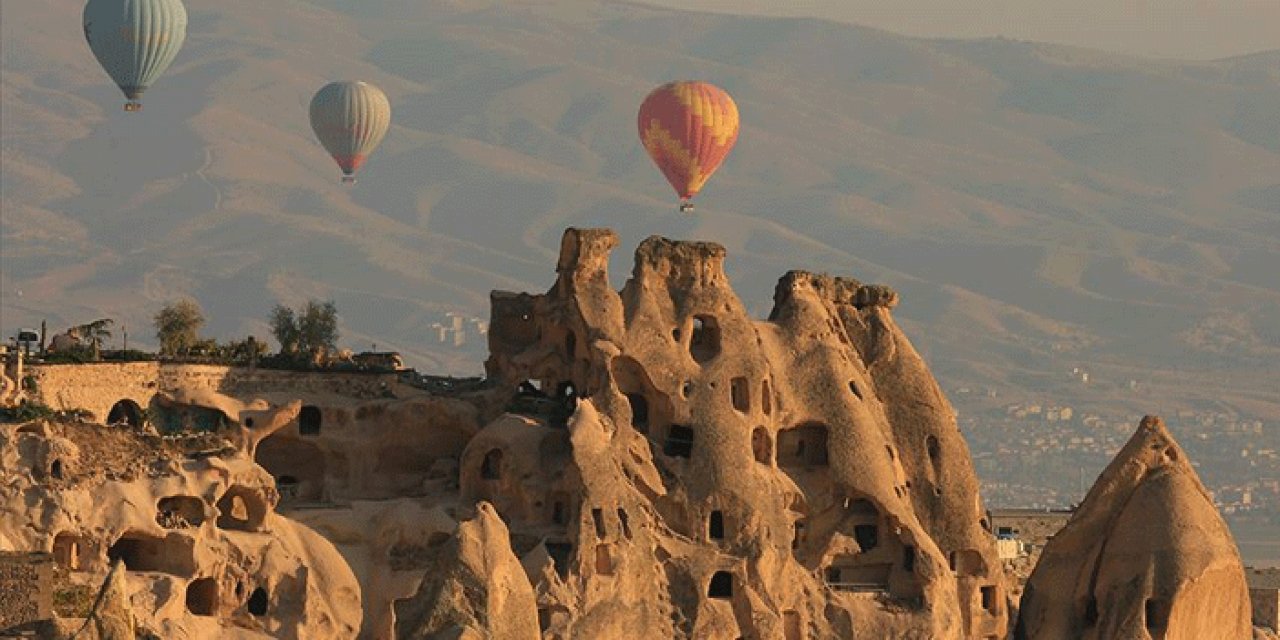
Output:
[689,315,722,363]
[926,435,941,462]
[792,520,807,550]
[247,587,268,616]
[565,331,577,358]
[709,511,725,540]
[594,544,614,576]
[708,571,733,599]
[49,459,64,480]
[625,393,650,433]
[592,508,607,538]
[617,508,632,540]
[539,608,551,632]
[545,542,573,579]
[1145,598,1168,629]
[53,533,83,571]
[663,425,694,459]
[848,380,863,400]
[186,577,218,616]
[1084,597,1099,626]
[299,405,322,435]
[751,427,772,465]
[481,449,503,480]
[761,379,772,415]
[903,545,915,572]
[981,585,998,614]
[854,524,878,551]
[730,377,749,413]
[156,495,206,529]
[244,417,254,428]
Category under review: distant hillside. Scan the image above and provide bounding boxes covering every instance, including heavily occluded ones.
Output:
[2,0,1277,417]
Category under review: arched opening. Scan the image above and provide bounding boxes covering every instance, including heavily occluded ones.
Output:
[752,427,773,465]
[49,459,64,480]
[247,587,268,616]
[299,405,322,435]
[481,449,503,480]
[709,511,725,540]
[108,532,192,574]
[947,549,986,576]
[216,486,267,531]
[663,425,694,459]
[708,571,733,599]
[982,585,999,615]
[186,577,218,616]
[730,377,749,413]
[107,399,143,428]
[624,393,649,434]
[926,435,940,462]
[256,436,326,502]
[778,423,829,467]
[689,315,721,363]
[156,495,206,529]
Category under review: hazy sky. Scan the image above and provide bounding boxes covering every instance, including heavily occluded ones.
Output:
[647,0,1280,60]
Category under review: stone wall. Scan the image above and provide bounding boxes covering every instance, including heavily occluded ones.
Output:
[25,363,400,423]
[0,552,53,630]
[1250,568,1280,632]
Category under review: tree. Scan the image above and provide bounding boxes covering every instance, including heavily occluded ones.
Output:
[154,299,205,356]
[73,318,114,360]
[270,300,339,363]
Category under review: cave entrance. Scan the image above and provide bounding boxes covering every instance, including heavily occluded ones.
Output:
[216,486,267,531]
[156,495,206,529]
[778,423,829,467]
[107,399,143,428]
[752,427,773,465]
[708,571,733,599]
[186,577,219,616]
[256,435,326,502]
[107,532,191,574]
[53,533,87,571]
[663,425,694,459]
[689,316,721,363]
[247,587,269,616]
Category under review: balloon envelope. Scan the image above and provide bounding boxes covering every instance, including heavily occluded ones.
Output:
[83,0,188,107]
[637,81,740,202]
[309,81,392,179]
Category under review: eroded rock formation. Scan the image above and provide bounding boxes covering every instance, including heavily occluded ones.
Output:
[1015,416,1253,640]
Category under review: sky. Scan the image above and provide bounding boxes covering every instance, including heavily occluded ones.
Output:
[646,0,1280,60]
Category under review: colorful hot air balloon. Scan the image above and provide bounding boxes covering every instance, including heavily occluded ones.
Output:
[309,81,391,184]
[83,0,188,112]
[638,81,740,213]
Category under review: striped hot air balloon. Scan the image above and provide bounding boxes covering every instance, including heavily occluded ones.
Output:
[638,81,740,213]
[309,81,391,184]
[83,0,189,112]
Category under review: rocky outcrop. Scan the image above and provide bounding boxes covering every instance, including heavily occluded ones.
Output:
[1015,416,1253,640]
[470,228,1007,639]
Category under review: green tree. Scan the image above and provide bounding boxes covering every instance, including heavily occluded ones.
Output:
[73,319,114,360]
[153,299,205,356]
[270,300,339,362]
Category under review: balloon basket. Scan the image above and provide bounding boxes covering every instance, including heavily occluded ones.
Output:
[341,176,357,185]
[678,202,695,213]
[124,102,142,112]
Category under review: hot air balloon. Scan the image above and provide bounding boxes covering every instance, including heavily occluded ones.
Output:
[309,81,391,184]
[638,81,740,213]
[83,0,188,112]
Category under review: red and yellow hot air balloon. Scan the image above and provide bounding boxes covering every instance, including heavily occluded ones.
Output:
[638,81,740,213]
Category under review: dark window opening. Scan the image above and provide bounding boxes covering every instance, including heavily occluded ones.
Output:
[730,377,749,413]
[903,546,915,572]
[592,508,606,538]
[546,542,573,579]
[997,526,1014,537]
[186,577,218,616]
[247,587,268,616]
[107,400,143,428]
[552,501,567,525]
[778,423,829,467]
[709,511,725,540]
[761,379,772,415]
[848,381,863,400]
[783,610,801,640]
[625,393,649,433]
[1145,599,1167,629]
[793,521,806,550]
[565,331,577,358]
[50,459,64,480]
[708,571,733,599]
[156,495,206,528]
[948,551,956,572]
[556,382,576,400]
[752,427,772,465]
[538,608,551,632]
[299,405,321,435]
[664,425,694,459]
[617,508,632,540]
[53,533,83,571]
[981,585,998,614]
[481,449,503,480]
[926,435,940,462]
[244,417,254,428]
[854,525,878,551]
[689,316,721,363]
[217,487,266,530]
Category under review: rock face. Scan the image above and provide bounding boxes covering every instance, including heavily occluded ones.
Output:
[1015,416,1253,640]
[469,228,1007,638]
[0,411,362,638]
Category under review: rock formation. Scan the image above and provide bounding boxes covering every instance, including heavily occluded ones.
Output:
[457,228,1007,639]
[0,406,361,638]
[1015,416,1253,640]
